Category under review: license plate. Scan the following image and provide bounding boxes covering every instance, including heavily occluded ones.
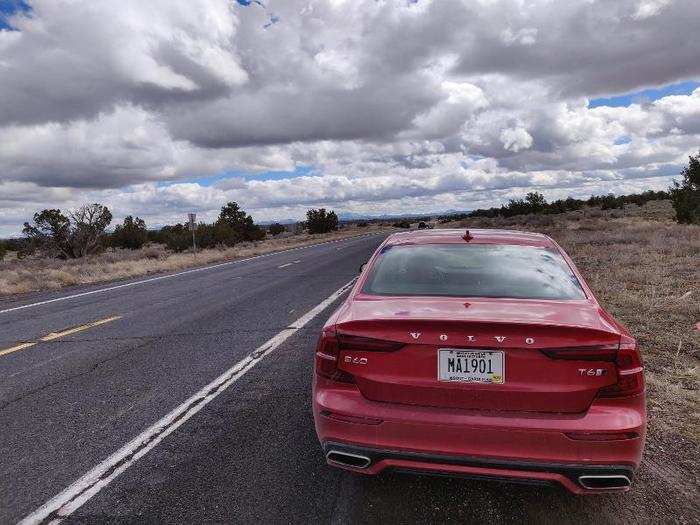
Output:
[438,349,505,384]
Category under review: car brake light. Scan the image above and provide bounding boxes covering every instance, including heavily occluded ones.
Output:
[315,332,403,383]
[597,340,644,398]
[315,330,355,383]
[541,338,644,398]
[540,345,618,361]
[337,333,404,352]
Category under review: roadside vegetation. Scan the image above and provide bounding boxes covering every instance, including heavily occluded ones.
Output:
[669,150,700,224]
[0,223,386,297]
[0,198,373,296]
[268,223,286,236]
[21,204,113,259]
[432,152,699,225]
[305,208,339,234]
[2,200,346,262]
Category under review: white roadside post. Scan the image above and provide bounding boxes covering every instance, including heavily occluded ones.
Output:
[188,212,197,258]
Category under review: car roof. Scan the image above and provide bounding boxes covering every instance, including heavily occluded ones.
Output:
[384,228,554,248]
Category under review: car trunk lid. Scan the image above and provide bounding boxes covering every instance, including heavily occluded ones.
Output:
[333,297,621,413]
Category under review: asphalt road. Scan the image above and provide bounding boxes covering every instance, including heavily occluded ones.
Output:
[0,233,675,524]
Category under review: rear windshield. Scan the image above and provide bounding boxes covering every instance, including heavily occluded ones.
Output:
[362,244,586,300]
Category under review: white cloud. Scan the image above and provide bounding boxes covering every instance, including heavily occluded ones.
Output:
[500,27,538,46]
[0,0,698,236]
[633,0,673,20]
[500,127,534,152]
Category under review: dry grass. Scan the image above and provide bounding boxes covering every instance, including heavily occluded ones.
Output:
[442,200,700,446]
[0,225,390,297]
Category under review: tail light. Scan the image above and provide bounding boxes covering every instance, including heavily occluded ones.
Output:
[541,338,644,398]
[540,345,618,361]
[315,330,355,383]
[337,333,404,352]
[315,331,404,383]
[597,339,644,398]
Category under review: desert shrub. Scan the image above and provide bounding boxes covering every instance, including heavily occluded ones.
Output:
[217,202,266,241]
[576,218,607,231]
[498,192,547,217]
[670,151,700,224]
[520,214,555,227]
[268,223,286,236]
[545,197,584,215]
[393,221,411,228]
[197,221,239,249]
[467,190,669,221]
[306,208,338,234]
[111,216,148,249]
[0,241,5,261]
[600,194,624,210]
[69,204,113,257]
[22,208,71,258]
[157,224,192,252]
[153,202,266,252]
[524,191,546,213]
[2,237,28,256]
[584,207,606,218]
[141,243,168,259]
[22,204,112,258]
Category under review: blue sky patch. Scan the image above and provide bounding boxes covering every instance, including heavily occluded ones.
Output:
[0,0,30,30]
[247,165,314,182]
[589,80,700,108]
[170,165,315,188]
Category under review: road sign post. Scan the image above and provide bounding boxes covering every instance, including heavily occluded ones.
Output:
[188,213,197,257]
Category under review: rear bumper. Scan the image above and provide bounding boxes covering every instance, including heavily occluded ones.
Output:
[323,442,635,494]
[313,377,646,494]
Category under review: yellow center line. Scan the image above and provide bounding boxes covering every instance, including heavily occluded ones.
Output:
[0,315,122,358]
[40,315,122,342]
[0,342,37,357]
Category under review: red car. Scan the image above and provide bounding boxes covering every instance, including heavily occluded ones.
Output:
[313,229,646,493]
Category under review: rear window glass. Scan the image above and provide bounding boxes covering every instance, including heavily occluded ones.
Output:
[362,244,586,300]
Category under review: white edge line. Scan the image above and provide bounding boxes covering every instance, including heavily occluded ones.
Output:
[0,233,379,315]
[19,278,356,525]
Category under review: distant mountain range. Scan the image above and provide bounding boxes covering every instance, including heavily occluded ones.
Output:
[338,209,472,221]
[257,209,472,225]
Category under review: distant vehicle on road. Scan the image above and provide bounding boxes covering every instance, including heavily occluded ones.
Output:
[312,228,646,494]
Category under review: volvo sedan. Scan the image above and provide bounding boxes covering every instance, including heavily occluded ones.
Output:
[312,228,646,494]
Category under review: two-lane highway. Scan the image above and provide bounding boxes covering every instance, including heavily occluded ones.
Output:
[0,234,383,523]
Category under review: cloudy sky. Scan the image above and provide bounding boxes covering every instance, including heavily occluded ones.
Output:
[1,0,699,236]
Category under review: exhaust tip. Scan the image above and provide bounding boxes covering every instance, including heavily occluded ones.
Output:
[578,474,631,490]
[326,450,371,469]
